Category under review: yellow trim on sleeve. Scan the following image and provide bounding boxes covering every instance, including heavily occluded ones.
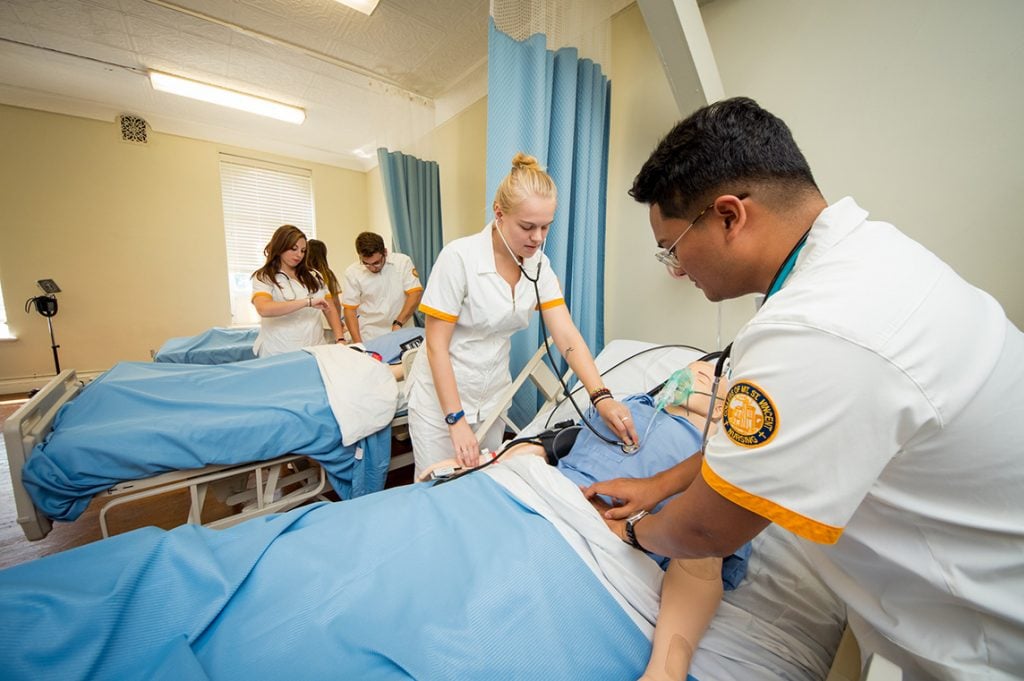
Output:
[537,298,565,311]
[701,459,843,545]
[405,286,424,294]
[419,303,457,323]
[251,292,272,301]
[342,303,359,310]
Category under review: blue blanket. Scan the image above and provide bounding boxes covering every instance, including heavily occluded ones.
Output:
[359,326,424,364]
[22,352,391,521]
[153,327,422,365]
[0,474,655,681]
[154,327,259,364]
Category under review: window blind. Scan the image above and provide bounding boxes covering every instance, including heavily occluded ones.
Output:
[220,156,316,324]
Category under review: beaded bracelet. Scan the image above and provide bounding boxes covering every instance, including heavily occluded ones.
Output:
[591,394,613,407]
[589,387,611,405]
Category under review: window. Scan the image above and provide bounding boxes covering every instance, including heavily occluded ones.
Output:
[0,279,10,338]
[220,154,316,325]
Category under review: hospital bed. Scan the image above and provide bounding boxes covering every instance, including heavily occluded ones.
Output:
[0,397,880,681]
[3,344,406,542]
[152,326,424,365]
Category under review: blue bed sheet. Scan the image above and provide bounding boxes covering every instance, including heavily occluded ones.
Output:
[360,326,424,364]
[0,473,656,681]
[153,327,422,365]
[22,352,391,521]
[153,327,258,364]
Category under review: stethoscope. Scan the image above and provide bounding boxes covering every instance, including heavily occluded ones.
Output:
[494,220,634,453]
[273,272,305,301]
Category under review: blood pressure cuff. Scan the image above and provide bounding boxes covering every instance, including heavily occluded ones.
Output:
[500,425,582,467]
[535,425,582,466]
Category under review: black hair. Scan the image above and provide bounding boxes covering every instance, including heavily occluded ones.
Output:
[630,97,819,219]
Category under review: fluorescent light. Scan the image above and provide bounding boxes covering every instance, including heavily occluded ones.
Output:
[148,71,305,124]
[333,0,380,15]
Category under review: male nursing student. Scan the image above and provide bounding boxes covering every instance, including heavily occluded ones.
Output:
[586,97,1024,680]
[341,232,423,344]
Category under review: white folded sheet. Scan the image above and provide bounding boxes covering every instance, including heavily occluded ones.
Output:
[304,344,399,446]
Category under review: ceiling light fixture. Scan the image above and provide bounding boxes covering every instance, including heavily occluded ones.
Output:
[148,71,306,124]
[333,0,380,16]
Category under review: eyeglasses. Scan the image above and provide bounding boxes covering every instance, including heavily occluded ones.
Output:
[361,253,386,270]
[654,202,715,269]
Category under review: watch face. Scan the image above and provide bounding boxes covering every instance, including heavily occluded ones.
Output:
[445,412,462,425]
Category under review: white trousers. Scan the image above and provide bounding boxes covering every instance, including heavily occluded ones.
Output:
[408,408,506,481]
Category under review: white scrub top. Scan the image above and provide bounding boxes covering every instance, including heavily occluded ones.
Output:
[407,223,564,468]
[251,273,331,357]
[703,198,1024,681]
[341,251,422,341]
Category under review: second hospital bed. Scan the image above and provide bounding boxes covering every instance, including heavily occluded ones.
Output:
[4,343,407,542]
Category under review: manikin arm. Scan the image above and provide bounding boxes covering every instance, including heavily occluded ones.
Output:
[640,557,722,681]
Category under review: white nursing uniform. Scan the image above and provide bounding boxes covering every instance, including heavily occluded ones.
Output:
[251,273,331,357]
[407,223,564,476]
[341,252,422,341]
[702,198,1024,681]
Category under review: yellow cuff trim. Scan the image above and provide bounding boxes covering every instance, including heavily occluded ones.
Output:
[419,303,457,323]
[701,459,843,544]
[538,298,565,311]
[251,292,272,301]
[405,286,424,294]
[342,303,359,310]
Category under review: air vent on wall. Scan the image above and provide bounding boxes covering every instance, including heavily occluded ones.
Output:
[118,114,148,144]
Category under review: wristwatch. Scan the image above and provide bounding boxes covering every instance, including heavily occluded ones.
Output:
[624,509,649,552]
[444,410,465,426]
[392,319,403,328]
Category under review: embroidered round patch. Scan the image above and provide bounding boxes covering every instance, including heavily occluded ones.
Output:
[723,381,778,448]
[412,267,420,278]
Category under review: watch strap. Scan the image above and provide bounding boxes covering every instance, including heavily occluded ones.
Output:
[625,510,649,552]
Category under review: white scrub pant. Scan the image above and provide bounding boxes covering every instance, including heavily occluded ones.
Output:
[408,408,506,480]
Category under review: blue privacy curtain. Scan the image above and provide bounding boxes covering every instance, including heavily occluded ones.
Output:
[486,17,611,425]
[376,148,444,286]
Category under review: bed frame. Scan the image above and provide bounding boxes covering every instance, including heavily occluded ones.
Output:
[471,341,565,440]
[3,370,389,541]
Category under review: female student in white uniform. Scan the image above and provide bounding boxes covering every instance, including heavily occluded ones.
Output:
[406,153,639,478]
[250,225,346,357]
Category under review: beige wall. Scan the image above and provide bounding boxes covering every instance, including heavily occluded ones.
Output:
[607,0,1024,350]
[366,96,489,249]
[0,104,368,385]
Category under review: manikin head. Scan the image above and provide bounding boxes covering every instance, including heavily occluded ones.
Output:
[663,360,727,426]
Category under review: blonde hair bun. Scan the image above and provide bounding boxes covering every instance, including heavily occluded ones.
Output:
[494,152,557,213]
[511,152,542,172]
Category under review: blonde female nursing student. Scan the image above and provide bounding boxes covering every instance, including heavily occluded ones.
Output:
[250,225,346,357]
[406,153,638,479]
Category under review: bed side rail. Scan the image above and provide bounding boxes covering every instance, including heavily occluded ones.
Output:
[2,371,81,541]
